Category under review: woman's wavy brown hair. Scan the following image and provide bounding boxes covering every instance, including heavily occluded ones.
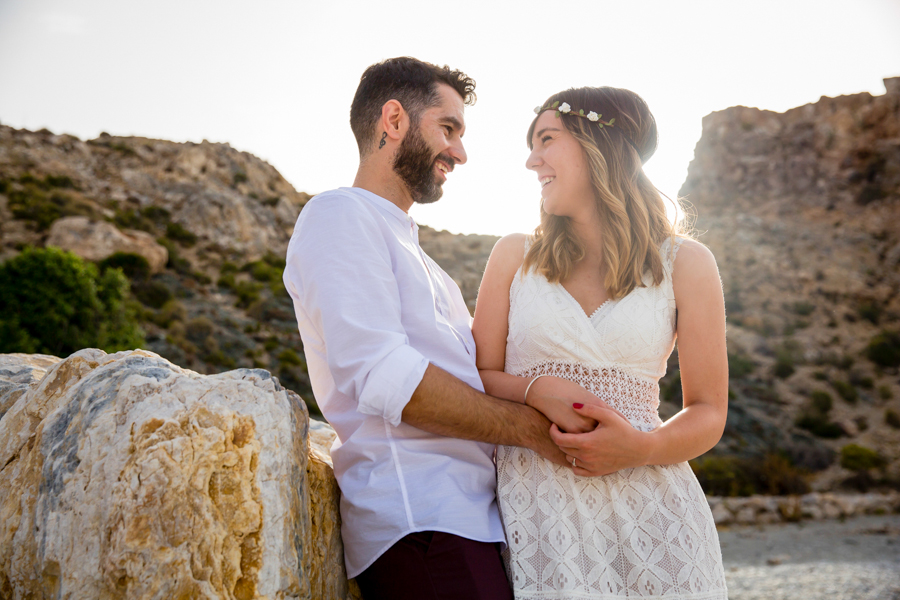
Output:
[524,86,689,299]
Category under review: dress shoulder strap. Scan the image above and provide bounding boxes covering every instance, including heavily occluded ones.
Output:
[660,236,685,280]
[523,235,534,255]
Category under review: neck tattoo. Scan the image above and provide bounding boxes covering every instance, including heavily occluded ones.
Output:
[378,131,387,150]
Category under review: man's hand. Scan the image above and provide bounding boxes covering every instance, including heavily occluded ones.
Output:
[550,403,652,476]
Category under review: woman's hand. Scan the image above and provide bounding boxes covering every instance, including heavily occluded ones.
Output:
[526,376,621,434]
[550,403,653,476]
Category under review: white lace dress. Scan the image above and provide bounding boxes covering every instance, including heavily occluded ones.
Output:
[497,238,728,599]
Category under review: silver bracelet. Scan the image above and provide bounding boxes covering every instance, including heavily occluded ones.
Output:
[523,374,546,406]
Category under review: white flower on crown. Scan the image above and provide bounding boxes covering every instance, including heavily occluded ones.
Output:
[534,106,542,114]
[559,102,571,114]
[587,111,599,122]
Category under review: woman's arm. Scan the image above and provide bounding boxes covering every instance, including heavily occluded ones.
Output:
[552,239,729,475]
[473,234,600,434]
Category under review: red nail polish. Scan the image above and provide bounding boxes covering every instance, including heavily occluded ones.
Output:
[573,403,584,409]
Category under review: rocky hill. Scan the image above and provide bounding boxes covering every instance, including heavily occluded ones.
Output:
[677,77,900,491]
[0,125,495,414]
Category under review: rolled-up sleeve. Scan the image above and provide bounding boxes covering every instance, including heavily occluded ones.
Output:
[284,196,428,426]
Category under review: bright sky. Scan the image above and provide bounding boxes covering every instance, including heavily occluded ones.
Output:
[1,0,898,236]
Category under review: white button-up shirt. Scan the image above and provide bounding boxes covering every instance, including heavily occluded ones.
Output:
[283,187,504,578]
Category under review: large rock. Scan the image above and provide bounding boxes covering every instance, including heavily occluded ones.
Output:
[0,350,358,600]
[308,421,361,600]
[0,353,60,420]
[46,217,169,272]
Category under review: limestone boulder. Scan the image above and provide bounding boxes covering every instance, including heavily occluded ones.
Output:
[46,217,168,272]
[308,420,361,600]
[0,350,357,600]
[0,353,60,420]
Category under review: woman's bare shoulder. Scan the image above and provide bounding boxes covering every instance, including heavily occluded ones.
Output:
[672,238,722,298]
[488,233,529,275]
[674,238,718,272]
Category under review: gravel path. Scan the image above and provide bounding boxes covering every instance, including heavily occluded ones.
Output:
[719,514,900,599]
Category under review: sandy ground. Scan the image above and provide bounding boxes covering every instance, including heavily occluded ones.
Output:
[719,514,900,600]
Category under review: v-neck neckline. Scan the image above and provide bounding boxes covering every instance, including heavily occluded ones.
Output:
[555,281,616,322]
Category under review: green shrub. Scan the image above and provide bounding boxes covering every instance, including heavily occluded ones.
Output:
[795,414,844,439]
[795,390,843,438]
[157,237,193,275]
[44,174,76,189]
[217,273,236,290]
[247,260,282,284]
[141,206,171,223]
[185,316,215,342]
[691,456,749,497]
[165,222,198,247]
[867,331,900,368]
[773,339,802,379]
[840,444,886,472]
[233,171,248,185]
[7,183,94,231]
[885,409,900,429]
[277,348,304,367]
[262,252,286,270]
[831,379,858,404]
[791,301,816,316]
[204,349,236,369]
[98,252,151,281]
[858,300,882,325]
[728,352,755,379]
[690,453,809,497]
[773,358,795,379]
[809,390,833,413]
[0,246,144,355]
[234,280,263,308]
[113,208,154,232]
[132,280,174,309]
[879,385,894,401]
[113,205,171,233]
[149,300,186,328]
[849,371,874,389]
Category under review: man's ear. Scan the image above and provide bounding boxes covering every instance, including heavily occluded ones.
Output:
[380,99,409,144]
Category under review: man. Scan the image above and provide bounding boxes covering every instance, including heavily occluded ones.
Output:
[284,57,566,600]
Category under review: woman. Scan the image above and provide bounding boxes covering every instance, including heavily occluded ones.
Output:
[472,87,729,599]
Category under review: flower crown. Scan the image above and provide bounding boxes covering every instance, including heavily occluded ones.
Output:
[534,101,616,128]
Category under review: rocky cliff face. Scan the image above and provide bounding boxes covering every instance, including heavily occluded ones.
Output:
[678,77,900,489]
[0,128,309,262]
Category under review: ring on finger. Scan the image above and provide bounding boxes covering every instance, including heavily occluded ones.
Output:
[572,457,577,468]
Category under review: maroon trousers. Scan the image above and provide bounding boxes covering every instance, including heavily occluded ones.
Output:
[354,531,513,600]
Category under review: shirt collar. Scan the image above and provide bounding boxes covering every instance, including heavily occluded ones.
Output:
[343,187,418,231]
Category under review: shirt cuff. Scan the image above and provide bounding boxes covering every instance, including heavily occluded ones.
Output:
[357,345,429,427]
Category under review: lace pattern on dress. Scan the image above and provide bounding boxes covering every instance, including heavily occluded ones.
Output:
[498,446,727,599]
[519,362,662,432]
[497,236,728,599]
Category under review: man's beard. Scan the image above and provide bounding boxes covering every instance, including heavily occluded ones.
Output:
[392,124,453,205]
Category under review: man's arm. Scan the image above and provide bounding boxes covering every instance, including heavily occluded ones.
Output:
[403,364,568,466]
[286,194,564,464]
